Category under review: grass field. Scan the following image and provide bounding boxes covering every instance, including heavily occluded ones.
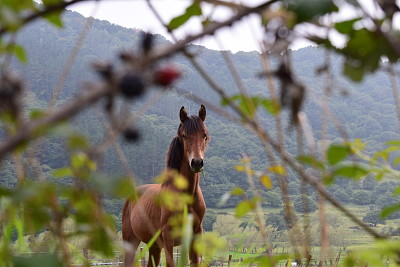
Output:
[18,203,398,266]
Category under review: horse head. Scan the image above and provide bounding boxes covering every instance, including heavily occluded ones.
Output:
[178,105,209,173]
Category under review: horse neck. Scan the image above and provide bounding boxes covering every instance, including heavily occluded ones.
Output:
[179,160,200,196]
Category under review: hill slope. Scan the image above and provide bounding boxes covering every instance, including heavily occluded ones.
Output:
[3,9,400,211]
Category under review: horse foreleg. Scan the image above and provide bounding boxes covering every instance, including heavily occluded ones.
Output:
[189,246,200,266]
[147,246,161,267]
[162,226,175,267]
[189,225,203,266]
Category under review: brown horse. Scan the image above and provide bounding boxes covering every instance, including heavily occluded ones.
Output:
[122,105,209,267]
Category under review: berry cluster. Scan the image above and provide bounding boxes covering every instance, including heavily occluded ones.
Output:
[93,33,182,143]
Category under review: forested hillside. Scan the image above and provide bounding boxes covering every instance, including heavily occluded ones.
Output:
[3,8,400,217]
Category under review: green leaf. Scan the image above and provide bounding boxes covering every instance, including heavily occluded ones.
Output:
[67,134,89,150]
[71,152,87,169]
[333,164,368,179]
[373,146,398,163]
[13,45,27,63]
[168,2,202,30]
[393,186,400,196]
[173,174,189,190]
[53,167,73,178]
[0,186,12,196]
[268,165,286,175]
[322,173,334,185]
[44,11,63,28]
[327,144,351,165]
[381,203,400,218]
[42,0,63,5]
[285,0,338,23]
[297,155,326,170]
[341,28,398,81]
[334,18,361,34]
[221,95,278,117]
[231,187,244,196]
[351,138,366,152]
[88,226,114,256]
[259,174,272,189]
[260,98,280,115]
[14,216,27,252]
[234,165,245,172]
[386,140,400,146]
[235,201,252,218]
[29,109,45,120]
[343,60,365,82]
[13,253,61,267]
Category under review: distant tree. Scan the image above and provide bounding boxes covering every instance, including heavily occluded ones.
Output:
[212,215,243,249]
[203,211,217,232]
[352,190,372,205]
[333,188,351,203]
[293,195,317,213]
[330,226,351,248]
[265,213,287,231]
[388,227,400,236]
[374,194,400,219]
[264,191,283,208]
[362,210,386,227]
[362,176,376,190]
[374,194,398,208]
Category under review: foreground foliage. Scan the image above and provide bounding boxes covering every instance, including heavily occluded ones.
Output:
[1,0,400,266]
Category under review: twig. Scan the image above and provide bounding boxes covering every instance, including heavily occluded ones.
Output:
[49,8,98,108]
[250,122,385,239]
[388,63,400,133]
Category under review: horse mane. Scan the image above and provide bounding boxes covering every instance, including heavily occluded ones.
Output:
[166,136,183,171]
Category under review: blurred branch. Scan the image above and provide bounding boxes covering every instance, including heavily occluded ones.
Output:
[0,0,280,162]
[201,0,247,9]
[0,0,88,36]
[146,0,280,64]
[0,83,108,161]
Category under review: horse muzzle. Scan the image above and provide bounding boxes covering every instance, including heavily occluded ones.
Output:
[190,158,204,173]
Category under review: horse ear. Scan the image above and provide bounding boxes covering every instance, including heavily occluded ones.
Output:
[180,106,188,123]
[199,104,206,122]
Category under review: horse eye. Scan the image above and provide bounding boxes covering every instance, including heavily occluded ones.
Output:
[203,133,207,139]
[182,133,187,139]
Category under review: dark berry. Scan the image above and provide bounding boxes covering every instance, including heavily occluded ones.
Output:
[93,62,113,81]
[118,72,145,98]
[123,127,140,142]
[142,32,153,53]
[154,65,181,87]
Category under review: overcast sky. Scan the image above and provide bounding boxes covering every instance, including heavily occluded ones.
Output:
[68,0,313,53]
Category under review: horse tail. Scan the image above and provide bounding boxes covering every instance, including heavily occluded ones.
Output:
[122,199,133,241]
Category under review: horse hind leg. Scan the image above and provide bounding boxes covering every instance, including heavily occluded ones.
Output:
[123,234,140,267]
[147,246,161,267]
[123,200,141,267]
